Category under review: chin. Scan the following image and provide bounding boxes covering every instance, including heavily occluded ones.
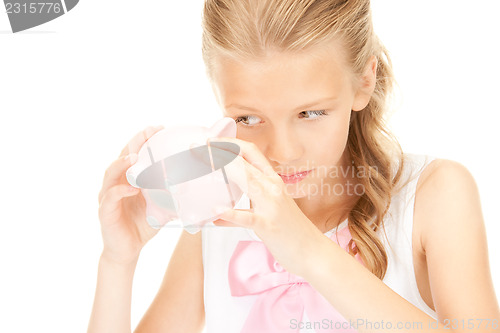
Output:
[283,183,309,199]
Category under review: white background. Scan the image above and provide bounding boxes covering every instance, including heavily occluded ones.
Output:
[0,0,498,331]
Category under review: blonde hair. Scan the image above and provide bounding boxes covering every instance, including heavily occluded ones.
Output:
[201,0,409,280]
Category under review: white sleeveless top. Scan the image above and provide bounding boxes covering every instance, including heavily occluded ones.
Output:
[201,153,438,332]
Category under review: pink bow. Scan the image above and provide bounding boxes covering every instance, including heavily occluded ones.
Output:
[228,226,363,333]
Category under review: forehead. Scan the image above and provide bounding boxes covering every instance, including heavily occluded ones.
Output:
[212,44,353,104]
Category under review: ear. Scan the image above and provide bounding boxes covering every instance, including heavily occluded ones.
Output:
[352,55,377,112]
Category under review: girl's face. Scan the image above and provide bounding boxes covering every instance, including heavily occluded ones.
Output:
[211,45,375,200]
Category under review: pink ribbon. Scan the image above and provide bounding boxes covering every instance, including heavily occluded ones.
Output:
[228,225,363,333]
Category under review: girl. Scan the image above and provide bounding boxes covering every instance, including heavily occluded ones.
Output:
[88,0,499,332]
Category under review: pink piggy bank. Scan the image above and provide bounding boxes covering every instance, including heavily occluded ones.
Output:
[126,117,247,234]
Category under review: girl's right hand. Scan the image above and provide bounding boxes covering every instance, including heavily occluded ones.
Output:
[97,125,164,265]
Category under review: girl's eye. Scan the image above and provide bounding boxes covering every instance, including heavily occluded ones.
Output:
[234,110,328,127]
[235,115,261,126]
[299,110,328,120]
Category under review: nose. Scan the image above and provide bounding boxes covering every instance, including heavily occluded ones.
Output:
[265,126,304,166]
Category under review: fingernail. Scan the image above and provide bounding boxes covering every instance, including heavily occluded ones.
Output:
[207,137,228,143]
[126,153,138,164]
[128,185,139,192]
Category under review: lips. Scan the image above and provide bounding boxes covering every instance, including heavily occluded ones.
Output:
[278,170,312,184]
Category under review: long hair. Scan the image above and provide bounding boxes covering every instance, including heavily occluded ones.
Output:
[201,0,410,280]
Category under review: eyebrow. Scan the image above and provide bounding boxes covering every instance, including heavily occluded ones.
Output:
[225,96,338,113]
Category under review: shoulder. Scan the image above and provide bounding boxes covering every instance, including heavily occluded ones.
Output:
[415,157,479,203]
[414,157,481,249]
[413,158,500,318]
[394,155,476,216]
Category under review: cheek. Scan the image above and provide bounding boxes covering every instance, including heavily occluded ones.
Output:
[315,111,350,141]
[308,132,345,160]
[307,114,350,160]
[236,132,267,149]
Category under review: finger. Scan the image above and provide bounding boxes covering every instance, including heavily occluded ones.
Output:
[207,137,278,179]
[98,184,140,221]
[119,125,165,158]
[212,219,240,227]
[239,156,285,200]
[212,208,258,229]
[98,153,138,204]
[239,153,265,180]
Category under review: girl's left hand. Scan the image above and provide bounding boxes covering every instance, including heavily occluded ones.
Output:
[206,136,328,278]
